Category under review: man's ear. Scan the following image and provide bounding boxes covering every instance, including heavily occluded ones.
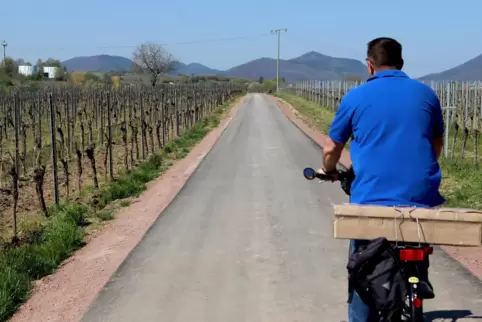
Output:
[398,58,404,70]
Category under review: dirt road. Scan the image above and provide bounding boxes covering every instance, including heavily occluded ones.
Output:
[81,94,482,322]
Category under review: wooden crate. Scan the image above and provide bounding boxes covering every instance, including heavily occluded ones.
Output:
[333,204,482,246]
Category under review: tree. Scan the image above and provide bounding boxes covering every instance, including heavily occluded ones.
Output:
[132,42,178,87]
[258,76,264,84]
[102,72,113,85]
[43,58,62,67]
[55,67,66,81]
[247,82,263,93]
[262,79,276,93]
[112,75,121,88]
[35,59,44,77]
[68,71,86,85]
[1,57,17,77]
[15,58,32,66]
[84,72,100,83]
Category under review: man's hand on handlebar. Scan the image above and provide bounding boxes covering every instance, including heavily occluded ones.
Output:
[316,168,338,181]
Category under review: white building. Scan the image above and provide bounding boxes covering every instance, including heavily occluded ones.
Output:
[43,66,59,79]
[18,65,34,76]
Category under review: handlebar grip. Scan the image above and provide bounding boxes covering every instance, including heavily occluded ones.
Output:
[315,173,336,180]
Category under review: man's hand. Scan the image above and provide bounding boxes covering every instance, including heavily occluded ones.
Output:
[316,168,338,182]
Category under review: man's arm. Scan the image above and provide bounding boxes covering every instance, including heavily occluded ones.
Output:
[323,138,346,173]
[323,95,354,172]
[431,93,444,159]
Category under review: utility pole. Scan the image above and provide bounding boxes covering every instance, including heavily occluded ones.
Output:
[271,28,287,92]
[2,40,8,60]
[1,40,7,60]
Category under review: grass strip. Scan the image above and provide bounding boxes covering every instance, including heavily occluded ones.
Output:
[275,92,482,210]
[0,97,239,322]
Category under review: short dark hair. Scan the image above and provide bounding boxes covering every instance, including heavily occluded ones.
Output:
[367,37,403,70]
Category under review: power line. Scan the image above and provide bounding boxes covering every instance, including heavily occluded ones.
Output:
[15,33,272,52]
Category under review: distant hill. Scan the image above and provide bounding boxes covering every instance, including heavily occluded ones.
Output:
[419,54,482,81]
[225,51,367,82]
[62,55,134,72]
[174,62,223,75]
[62,55,223,75]
[61,51,368,82]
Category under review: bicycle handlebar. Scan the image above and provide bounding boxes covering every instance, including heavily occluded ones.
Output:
[303,167,342,181]
[303,167,355,196]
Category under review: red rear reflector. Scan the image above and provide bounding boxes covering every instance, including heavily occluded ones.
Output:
[425,247,433,255]
[399,249,425,261]
[413,297,423,308]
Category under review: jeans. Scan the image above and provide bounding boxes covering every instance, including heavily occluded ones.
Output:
[348,239,379,322]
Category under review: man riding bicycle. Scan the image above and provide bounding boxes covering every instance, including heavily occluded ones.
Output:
[317,37,446,322]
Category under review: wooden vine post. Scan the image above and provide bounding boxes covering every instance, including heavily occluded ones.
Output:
[49,94,60,205]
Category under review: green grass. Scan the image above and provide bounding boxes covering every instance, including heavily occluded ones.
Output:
[0,96,240,322]
[438,159,482,209]
[276,92,482,210]
[276,92,334,133]
[95,210,115,221]
[120,200,131,207]
[0,203,87,321]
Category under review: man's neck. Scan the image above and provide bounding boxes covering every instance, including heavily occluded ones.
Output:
[374,66,398,73]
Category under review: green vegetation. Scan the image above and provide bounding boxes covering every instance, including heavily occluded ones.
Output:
[0,203,86,320]
[276,92,482,209]
[120,73,251,87]
[0,57,69,89]
[0,97,238,322]
[120,200,131,207]
[247,77,286,93]
[96,210,114,221]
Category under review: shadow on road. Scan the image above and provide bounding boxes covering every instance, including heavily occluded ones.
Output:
[425,309,482,321]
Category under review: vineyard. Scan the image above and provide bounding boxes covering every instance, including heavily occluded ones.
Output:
[285,80,482,166]
[0,83,241,241]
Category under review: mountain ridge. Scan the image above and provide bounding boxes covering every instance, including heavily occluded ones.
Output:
[418,54,482,81]
[61,52,368,82]
[62,54,133,72]
[62,52,482,82]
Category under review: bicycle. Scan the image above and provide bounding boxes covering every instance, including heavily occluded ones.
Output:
[303,167,433,322]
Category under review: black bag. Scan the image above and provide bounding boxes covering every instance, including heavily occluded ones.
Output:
[340,166,355,195]
[347,237,406,319]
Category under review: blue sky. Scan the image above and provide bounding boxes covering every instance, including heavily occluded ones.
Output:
[3,0,481,77]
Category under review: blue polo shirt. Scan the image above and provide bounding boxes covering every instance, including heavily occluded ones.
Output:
[328,70,446,208]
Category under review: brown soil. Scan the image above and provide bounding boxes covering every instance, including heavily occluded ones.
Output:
[0,121,181,241]
[8,96,243,322]
[271,95,482,281]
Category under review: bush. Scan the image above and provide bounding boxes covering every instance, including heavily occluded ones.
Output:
[247,82,263,92]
